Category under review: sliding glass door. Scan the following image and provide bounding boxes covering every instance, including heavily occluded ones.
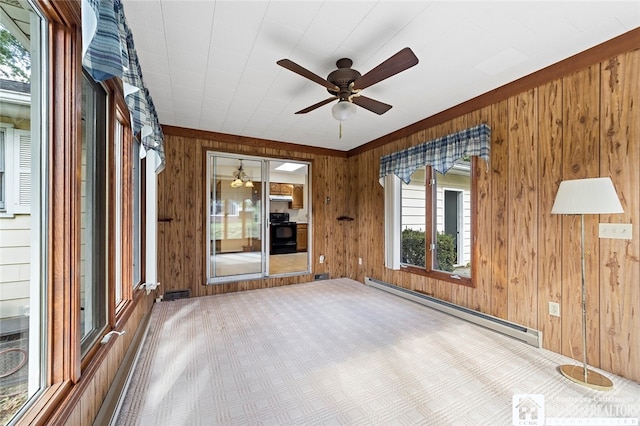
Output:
[206,152,310,283]
[207,156,263,282]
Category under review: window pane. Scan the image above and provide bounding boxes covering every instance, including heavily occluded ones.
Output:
[0,4,45,424]
[432,159,472,277]
[400,167,426,267]
[114,120,123,305]
[80,73,107,355]
[132,140,141,287]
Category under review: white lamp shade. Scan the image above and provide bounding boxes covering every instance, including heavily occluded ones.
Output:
[551,177,624,214]
[331,100,356,121]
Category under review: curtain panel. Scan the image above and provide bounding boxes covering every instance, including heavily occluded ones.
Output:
[81,0,165,170]
[379,123,491,184]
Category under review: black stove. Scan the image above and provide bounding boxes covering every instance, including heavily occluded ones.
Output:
[270,213,297,254]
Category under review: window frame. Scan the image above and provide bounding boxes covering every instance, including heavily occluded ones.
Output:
[399,158,478,288]
[79,70,109,357]
[131,137,145,290]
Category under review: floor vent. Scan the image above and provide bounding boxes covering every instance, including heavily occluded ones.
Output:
[163,289,191,301]
[364,277,541,348]
[314,273,329,280]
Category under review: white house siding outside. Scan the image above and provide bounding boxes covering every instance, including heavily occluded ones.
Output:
[401,167,471,267]
[0,213,31,318]
[0,123,32,318]
[0,85,32,320]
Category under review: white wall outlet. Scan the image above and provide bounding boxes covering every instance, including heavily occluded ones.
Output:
[358,257,363,265]
[319,255,325,264]
[599,223,632,240]
[549,301,560,317]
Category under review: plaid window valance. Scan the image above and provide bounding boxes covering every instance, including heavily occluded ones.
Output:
[379,123,490,184]
[82,0,165,170]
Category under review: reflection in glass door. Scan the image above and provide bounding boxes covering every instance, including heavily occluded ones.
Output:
[207,156,263,282]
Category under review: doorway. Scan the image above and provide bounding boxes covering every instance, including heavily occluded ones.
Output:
[206,153,310,283]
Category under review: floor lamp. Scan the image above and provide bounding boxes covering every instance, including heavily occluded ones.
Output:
[551,177,624,390]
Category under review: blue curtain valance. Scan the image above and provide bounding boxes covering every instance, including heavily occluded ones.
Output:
[82,0,165,170]
[379,123,491,184]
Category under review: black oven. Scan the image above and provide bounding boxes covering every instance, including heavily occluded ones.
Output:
[270,213,297,254]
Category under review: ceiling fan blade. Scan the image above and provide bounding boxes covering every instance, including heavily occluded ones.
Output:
[352,96,392,115]
[295,96,338,114]
[277,59,339,91]
[352,47,419,91]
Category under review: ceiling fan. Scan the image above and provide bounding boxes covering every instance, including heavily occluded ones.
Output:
[277,47,419,121]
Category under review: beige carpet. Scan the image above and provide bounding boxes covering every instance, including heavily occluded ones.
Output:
[113,278,640,425]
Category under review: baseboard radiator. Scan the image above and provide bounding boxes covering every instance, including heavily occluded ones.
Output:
[364,277,541,348]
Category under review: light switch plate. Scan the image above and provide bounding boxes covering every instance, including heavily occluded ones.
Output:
[599,223,632,240]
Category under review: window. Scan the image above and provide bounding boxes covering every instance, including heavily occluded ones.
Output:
[0,5,46,423]
[382,124,490,286]
[0,125,31,216]
[80,72,108,355]
[131,139,143,287]
[114,118,123,306]
[400,161,473,281]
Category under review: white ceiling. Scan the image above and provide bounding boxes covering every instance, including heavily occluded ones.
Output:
[122,1,640,152]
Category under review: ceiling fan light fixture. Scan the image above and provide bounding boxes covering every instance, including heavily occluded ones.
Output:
[331,100,356,121]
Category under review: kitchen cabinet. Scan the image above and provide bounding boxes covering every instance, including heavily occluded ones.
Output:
[270,182,293,195]
[297,223,308,252]
[290,185,304,209]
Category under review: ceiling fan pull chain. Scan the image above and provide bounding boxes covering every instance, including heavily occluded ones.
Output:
[339,122,342,139]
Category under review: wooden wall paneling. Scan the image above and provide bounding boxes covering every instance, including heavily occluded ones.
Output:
[467,107,492,313]
[507,89,539,329]
[193,140,204,297]
[344,155,357,280]
[312,156,328,276]
[561,65,601,366]
[537,80,564,352]
[490,99,509,318]
[166,136,186,293]
[599,50,640,382]
[331,156,347,278]
[362,150,378,282]
[182,137,196,294]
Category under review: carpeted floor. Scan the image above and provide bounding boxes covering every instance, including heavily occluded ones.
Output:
[113,278,640,425]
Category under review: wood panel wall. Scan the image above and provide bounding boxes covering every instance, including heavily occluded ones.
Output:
[60,293,154,425]
[156,43,639,382]
[156,130,352,297]
[348,48,640,382]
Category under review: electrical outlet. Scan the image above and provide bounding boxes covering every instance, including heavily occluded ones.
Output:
[319,255,325,264]
[549,301,560,317]
[599,223,632,239]
[358,257,363,265]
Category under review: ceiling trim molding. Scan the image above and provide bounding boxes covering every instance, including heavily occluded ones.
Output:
[162,125,348,158]
[347,27,640,158]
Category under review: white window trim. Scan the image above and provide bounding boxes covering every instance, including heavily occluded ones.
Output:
[383,174,401,270]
